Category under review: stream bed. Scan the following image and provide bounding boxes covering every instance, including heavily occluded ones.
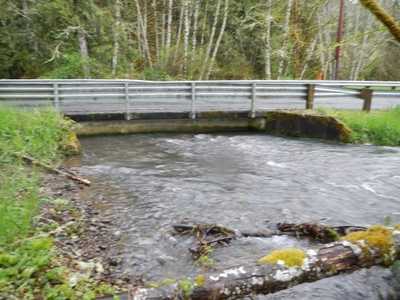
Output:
[76,134,400,299]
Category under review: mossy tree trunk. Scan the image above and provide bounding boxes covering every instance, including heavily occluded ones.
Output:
[359,0,400,42]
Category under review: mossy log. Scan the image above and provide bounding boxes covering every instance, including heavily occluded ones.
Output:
[277,223,367,242]
[129,230,400,300]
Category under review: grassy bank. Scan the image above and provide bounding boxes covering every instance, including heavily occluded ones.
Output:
[321,107,400,146]
[0,107,115,299]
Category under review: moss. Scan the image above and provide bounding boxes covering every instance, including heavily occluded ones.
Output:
[196,255,215,268]
[178,279,194,299]
[258,248,306,267]
[63,132,81,155]
[146,278,176,289]
[342,225,394,256]
[326,228,340,241]
[195,275,206,287]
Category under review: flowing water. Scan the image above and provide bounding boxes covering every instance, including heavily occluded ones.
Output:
[77,134,400,299]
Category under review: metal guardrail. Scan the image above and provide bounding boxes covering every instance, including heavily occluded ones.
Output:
[0,79,399,119]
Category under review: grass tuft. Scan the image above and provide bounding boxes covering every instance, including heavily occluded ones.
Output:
[320,107,400,146]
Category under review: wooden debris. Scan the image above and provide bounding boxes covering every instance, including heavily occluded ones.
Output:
[129,229,400,300]
[173,224,279,260]
[277,223,367,242]
[20,154,91,186]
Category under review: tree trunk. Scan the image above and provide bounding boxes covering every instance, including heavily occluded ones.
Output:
[300,37,317,79]
[200,0,209,46]
[183,0,190,75]
[173,2,185,63]
[165,0,173,51]
[78,29,90,78]
[205,0,229,79]
[191,0,200,65]
[359,0,400,42]
[111,0,122,78]
[264,0,273,79]
[152,0,160,62]
[135,0,153,67]
[277,0,293,79]
[129,233,400,300]
[199,0,222,80]
[161,0,166,53]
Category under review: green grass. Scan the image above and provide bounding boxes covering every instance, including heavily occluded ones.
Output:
[0,106,74,164]
[320,107,400,146]
[0,168,40,245]
[0,106,118,299]
[0,106,72,245]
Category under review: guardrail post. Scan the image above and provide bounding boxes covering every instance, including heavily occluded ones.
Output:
[306,84,315,110]
[125,82,131,120]
[250,83,256,118]
[360,88,373,112]
[53,83,60,112]
[190,82,196,120]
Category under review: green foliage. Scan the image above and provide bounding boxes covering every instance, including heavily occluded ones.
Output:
[42,53,88,79]
[0,169,40,245]
[178,279,194,299]
[143,68,171,81]
[0,236,118,299]
[1,0,398,80]
[321,107,400,146]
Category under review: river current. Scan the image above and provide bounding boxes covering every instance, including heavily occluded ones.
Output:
[77,134,400,299]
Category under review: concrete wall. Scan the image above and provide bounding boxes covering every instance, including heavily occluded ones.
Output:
[75,111,351,143]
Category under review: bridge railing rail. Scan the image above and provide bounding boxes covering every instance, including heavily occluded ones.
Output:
[0,79,399,119]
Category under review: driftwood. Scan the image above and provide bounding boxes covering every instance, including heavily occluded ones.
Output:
[20,154,91,186]
[174,223,367,243]
[129,231,400,300]
[173,224,278,238]
[277,223,367,242]
[173,224,278,260]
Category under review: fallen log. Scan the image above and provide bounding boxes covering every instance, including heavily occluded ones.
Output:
[277,223,367,242]
[174,223,366,243]
[130,226,400,300]
[19,154,91,186]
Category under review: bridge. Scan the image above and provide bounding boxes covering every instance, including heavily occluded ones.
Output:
[1,79,400,120]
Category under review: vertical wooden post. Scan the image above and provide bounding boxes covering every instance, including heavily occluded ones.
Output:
[306,84,315,110]
[361,88,373,112]
[53,83,60,112]
[250,83,256,118]
[190,82,196,119]
[125,82,131,120]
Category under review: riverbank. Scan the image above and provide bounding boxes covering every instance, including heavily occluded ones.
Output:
[321,107,400,146]
[0,107,121,299]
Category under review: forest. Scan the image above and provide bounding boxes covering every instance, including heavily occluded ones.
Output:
[0,0,399,81]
